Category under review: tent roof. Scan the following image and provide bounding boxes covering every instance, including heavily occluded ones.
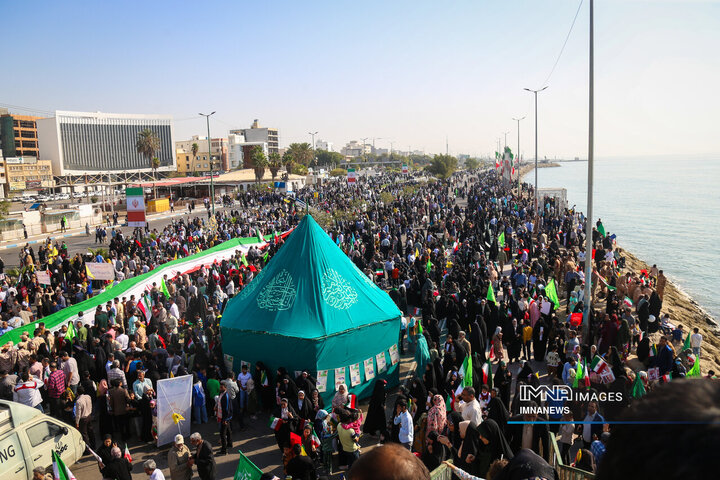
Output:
[221,215,401,339]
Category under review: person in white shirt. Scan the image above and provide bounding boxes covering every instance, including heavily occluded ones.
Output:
[143,459,165,480]
[168,299,180,320]
[115,328,129,351]
[13,371,44,410]
[393,399,414,449]
[459,387,483,427]
[691,327,703,357]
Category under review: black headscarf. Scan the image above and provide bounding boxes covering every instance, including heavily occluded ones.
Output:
[423,430,452,472]
[493,448,559,480]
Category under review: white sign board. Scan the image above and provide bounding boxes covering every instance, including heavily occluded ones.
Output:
[156,374,192,447]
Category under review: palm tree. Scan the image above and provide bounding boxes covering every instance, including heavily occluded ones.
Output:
[250,146,268,183]
[191,143,199,176]
[136,129,161,197]
[282,151,295,178]
[268,152,282,180]
[287,143,314,167]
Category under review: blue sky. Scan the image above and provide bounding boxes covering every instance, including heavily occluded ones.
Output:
[2,0,718,158]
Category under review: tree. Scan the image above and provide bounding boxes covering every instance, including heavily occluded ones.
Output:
[329,168,347,177]
[250,146,268,183]
[315,150,344,168]
[465,158,480,170]
[136,129,161,198]
[282,151,295,179]
[0,200,9,221]
[286,143,314,167]
[292,164,308,175]
[191,143,199,176]
[425,154,458,179]
[268,152,282,180]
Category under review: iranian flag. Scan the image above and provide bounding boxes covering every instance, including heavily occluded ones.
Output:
[137,295,152,322]
[481,358,493,389]
[459,355,473,387]
[583,360,590,387]
[346,393,357,409]
[375,269,384,276]
[623,297,633,308]
[124,445,132,463]
[590,355,609,375]
[260,371,269,387]
[268,416,284,431]
[52,450,76,480]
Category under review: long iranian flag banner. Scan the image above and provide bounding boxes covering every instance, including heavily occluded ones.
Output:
[0,230,291,347]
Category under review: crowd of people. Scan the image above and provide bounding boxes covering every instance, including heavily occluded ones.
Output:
[0,166,714,480]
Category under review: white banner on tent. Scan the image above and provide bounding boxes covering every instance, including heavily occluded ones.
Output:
[363,358,375,381]
[349,363,361,387]
[334,367,346,390]
[389,344,400,365]
[376,352,387,373]
[317,370,328,393]
[156,374,192,447]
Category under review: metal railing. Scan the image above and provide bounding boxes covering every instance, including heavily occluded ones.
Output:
[548,432,595,480]
[430,460,453,480]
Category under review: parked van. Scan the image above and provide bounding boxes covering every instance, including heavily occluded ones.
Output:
[0,401,85,480]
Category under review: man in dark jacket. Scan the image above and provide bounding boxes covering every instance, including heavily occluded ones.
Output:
[190,432,216,480]
[218,382,234,454]
[507,409,550,462]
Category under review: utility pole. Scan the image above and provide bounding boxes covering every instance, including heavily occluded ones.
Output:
[513,116,526,192]
[503,131,510,149]
[361,137,369,164]
[583,0,595,340]
[524,86,548,219]
[308,131,318,150]
[446,135,449,155]
[199,111,216,215]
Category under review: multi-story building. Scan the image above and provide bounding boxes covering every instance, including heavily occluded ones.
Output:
[228,133,268,170]
[175,136,228,175]
[4,156,54,196]
[0,110,44,159]
[229,119,279,156]
[315,139,333,152]
[37,110,175,176]
[341,141,371,158]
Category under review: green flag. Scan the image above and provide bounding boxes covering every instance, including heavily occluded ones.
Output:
[683,332,692,351]
[65,321,76,342]
[233,450,262,480]
[498,231,505,248]
[52,450,76,480]
[486,283,497,305]
[241,253,249,267]
[461,355,473,388]
[426,259,432,273]
[545,278,560,309]
[687,357,701,377]
[263,250,269,262]
[573,361,583,388]
[631,372,646,398]
[161,277,170,298]
[598,222,606,237]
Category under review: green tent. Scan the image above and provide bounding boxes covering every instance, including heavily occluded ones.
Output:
[221,215,402,402]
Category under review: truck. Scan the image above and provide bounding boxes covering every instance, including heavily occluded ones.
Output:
[0,400,85,480]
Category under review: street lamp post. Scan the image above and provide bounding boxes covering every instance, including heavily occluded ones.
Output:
[582,0,595,340]
[512,116,526,192]
[308,131,318,150]
[361,137,369,164]
[524,86,548,219]
[199,111,216,215]
[503,131,510,149]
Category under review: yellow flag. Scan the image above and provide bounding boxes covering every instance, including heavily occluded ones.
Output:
[172,413,185,424]
[415,248,419,258]
[86,265,95,280]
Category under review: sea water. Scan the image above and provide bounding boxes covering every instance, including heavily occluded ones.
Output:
[523,155,720,321]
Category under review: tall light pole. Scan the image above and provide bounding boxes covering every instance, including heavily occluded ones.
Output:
[199,111,216,215]
[361,137,369,164]
[513,116,526,192]
[583,0,595,340]
[524,86,548,219]
[503,131,510,149]
[308,131,318,150]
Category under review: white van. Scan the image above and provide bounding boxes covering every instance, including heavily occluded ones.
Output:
[0,401,85,480]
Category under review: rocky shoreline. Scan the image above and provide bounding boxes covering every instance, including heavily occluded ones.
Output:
[515,162,718,374]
